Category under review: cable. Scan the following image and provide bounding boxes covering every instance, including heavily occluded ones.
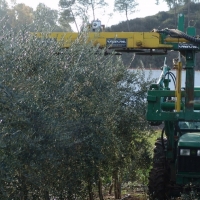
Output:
[169,72,176,86]
[164,72,176,87]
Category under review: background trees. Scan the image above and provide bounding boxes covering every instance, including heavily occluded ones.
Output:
[59,0,82,32]
[33,3,65,31]
[107,2,200,69]
[59,0,108,32]
[79,0,108,21]
[0,0,70,32]
[156,0,199,28]
[156,0,200,8]
[7,3,34,31]
[114,0,138,31]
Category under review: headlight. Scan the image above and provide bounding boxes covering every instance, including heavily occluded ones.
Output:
[180,149,190,156]
[197,150,200,156]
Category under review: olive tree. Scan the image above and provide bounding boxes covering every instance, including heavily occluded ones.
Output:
[0,22,152,199]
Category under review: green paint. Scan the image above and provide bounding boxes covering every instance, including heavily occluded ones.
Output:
[187,26,196,36]
[178,13,184,31]
[178,133,200,148]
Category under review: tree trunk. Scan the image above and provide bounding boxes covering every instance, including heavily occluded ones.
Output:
[91,2,95,20]
[125,7,130,31]
[114,176,118,199]
[20,175,28,200]
[109,183,113,195]
[70,7,79,32]
[117,179,121,199]
[98,177,104,200]
[113,170,122,199]
[113,170,121,199]
[88,181,94,200]
[44,191,50,200]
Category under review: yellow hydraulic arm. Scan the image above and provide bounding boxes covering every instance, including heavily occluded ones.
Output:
[33,29,196,56]
[33,31,186,53]
[34,32,170,48]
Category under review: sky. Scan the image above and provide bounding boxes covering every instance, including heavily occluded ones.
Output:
[10,0,169,30]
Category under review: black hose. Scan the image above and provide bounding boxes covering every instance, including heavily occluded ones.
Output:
[153,28,200,44]
[169,71,176,81]
[165,72,176,87]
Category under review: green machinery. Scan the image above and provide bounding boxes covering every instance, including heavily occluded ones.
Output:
[147,14,200,199]
[38,13,200,199]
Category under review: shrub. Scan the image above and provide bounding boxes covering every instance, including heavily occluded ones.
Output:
[0,25,152,199]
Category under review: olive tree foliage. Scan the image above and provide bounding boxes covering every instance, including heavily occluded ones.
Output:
[114,0,138,31]
[0,22,153,199]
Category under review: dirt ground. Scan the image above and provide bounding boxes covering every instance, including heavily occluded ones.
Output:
[103,192,148,200]
[93,186,148,200]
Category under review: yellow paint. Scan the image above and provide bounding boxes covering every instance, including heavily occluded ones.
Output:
[32,32,173,49]
[175,61,182,112]
[165,37,189,43]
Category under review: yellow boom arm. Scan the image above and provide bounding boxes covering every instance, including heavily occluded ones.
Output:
[33,32,176,50]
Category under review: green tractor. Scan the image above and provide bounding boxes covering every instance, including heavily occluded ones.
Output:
[147,14,200,199]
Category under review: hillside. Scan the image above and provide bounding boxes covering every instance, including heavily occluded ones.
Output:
[106,2,200,69]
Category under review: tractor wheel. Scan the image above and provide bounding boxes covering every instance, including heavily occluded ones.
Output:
[148,168,156,200]
[148,167,170,200]
[153,137,167,168]
[153,168,170,199]
[148,138,170,200]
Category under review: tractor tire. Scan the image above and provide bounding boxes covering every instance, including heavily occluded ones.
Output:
[148,168,156,200]
[153,168,170,199]
[148,138,170,200]
[153,137,167,168]
[148,167,170,200]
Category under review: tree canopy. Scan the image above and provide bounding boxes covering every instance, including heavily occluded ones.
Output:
[156,0,200,8]
[0,0,72,32]
[114,0,138,31]
[0,16,154,199]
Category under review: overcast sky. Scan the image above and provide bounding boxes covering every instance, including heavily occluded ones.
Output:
[10,0,169,29]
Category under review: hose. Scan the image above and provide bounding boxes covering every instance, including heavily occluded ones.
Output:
[153,28,200,44]
[165,71,176,87]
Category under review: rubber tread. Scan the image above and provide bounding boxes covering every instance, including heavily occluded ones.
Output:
[148,138,170,200]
